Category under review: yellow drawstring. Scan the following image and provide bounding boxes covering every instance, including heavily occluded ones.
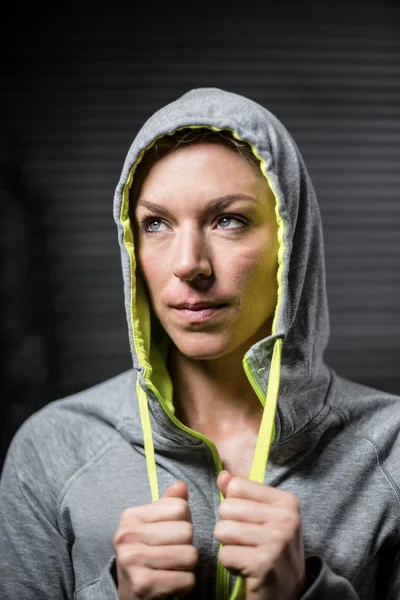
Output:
[229,337,282,600]
[137,337,283,599]
[137,379,159,502]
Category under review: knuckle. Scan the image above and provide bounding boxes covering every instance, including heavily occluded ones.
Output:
[214,521,221,537]
[132,567,153,597]
[285,493,301,513]
[179,572,196,593]
[115,543,147,570]
[247,576,265,595]
[163,497,188,519]
[280,508,298,528]
[219,498,232,518]
[173,497,189,518]
[182,520,194,540]
[126,546,143,567]
[281,500,302,532]
[119,507,137,525]
[227,476,242,496]
[218,545,229,564]
[254,548,271,575]
[117,508,145,534]
[186,545,199,567]
[116,546,136,569]
[214,520,226,539]
[113,523,141,547]
[113,527,128,548]
[290,510,302,531]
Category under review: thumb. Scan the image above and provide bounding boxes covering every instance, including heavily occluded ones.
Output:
[162,480,189,501]
[217,470,233,498]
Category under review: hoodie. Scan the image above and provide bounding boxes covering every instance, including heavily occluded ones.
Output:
[1,88,400,600]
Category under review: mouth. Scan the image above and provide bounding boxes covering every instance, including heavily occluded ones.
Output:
[170,302,228,322]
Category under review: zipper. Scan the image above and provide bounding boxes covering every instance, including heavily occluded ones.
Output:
[148,383,231,600]
[147,356,266,600]
[216,554,230,600]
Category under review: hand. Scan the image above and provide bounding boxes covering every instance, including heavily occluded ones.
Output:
[214,471,306,600]
[114,480,198,600]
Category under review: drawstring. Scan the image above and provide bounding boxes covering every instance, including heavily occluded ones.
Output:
[229,336,283,600]
[249,337,282,482]
[137,378,159,502]
[137,337,283,599]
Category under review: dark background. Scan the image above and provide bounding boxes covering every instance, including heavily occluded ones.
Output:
[1,2,400,470]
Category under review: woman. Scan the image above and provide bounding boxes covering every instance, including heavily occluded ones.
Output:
[1,88,400,600]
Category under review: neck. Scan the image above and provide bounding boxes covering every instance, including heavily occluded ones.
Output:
[168,344,263,438]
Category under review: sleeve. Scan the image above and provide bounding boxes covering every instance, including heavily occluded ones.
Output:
[387,543,400,600]
[302,547,400,599]
[0,427,119,600]
[74,559,119,599]
[300,556,359,599]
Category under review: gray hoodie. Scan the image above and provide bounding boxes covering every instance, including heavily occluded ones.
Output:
[1,88,400,600]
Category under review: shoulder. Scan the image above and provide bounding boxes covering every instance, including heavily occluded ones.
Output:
[331,374,400,493]
[332,374,400,432]
[1,369,139,505]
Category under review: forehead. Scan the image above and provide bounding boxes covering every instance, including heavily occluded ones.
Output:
[133,141,271,208]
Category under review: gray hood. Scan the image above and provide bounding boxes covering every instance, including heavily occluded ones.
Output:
[113,87,331,452]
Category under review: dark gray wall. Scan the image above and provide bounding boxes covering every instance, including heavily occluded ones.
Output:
[2,2,400,467]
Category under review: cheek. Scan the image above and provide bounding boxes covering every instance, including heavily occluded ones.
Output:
[137,246,170,300]
[223,243,278,292]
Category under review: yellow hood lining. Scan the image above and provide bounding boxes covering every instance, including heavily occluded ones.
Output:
[120,125,285,371]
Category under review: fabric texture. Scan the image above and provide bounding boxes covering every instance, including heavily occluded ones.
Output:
[1,88,400,599]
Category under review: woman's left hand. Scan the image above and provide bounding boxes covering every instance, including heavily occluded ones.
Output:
[214,471,306,600]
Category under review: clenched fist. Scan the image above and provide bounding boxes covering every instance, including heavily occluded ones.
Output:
[215,471,306,600]
[113,480,198,600]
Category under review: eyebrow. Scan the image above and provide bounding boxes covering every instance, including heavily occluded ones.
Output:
[135,194,259,217]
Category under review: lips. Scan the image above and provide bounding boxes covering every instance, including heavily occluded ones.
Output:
[170,301,228,322]
[172,302,227,310]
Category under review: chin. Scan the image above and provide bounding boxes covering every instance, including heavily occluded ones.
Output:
[172,332,237,361]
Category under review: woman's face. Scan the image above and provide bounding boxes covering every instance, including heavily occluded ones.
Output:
[134,141,279,361]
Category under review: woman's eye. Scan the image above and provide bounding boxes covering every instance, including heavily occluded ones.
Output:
[217,216,245,230]
[145,218,168,232]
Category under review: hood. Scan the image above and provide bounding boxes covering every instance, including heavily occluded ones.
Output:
[113,87,331,494]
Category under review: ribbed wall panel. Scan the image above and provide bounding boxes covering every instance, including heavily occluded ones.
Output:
[1,1,400,465]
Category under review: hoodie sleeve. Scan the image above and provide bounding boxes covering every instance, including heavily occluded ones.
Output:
[74,559,120,599]
[300,556,359,598]
[302,545,400,599]
[0,425,119,600]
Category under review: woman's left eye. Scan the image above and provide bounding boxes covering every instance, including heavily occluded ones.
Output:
[217,216,246,230]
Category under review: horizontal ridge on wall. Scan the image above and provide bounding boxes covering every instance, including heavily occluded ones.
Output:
[2,2,400,408]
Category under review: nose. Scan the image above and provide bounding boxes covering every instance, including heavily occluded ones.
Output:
[173,226,213,281]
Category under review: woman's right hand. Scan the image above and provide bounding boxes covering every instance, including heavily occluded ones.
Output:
[113,480,198,599]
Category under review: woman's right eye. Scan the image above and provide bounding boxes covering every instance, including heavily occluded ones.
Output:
[142,218,168,232]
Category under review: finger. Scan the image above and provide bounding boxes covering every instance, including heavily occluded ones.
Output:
[116,520,194,546]
[215,520,271,546]
[218,544,270,577]
[217,470,232,498]
[219,497,293,525]
[124,566,196,598]
[118,543,198,571]
[226,477,299,508]
[120,497,192,525]
[162,480,189,501]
